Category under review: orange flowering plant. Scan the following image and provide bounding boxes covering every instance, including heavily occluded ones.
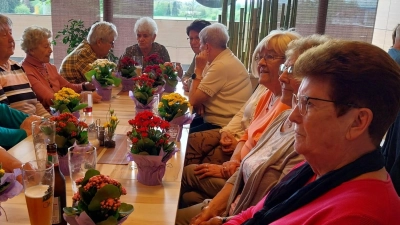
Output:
[63,169,134,225]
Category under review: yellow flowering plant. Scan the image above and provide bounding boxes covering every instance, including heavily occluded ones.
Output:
[104,108,119,148]
[158,93,190,122]
[51,87,87,113]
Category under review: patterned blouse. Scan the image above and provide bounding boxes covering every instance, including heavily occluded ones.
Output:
[120,42,170,65]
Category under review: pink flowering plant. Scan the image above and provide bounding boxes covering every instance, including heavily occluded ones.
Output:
[63,169,133,225]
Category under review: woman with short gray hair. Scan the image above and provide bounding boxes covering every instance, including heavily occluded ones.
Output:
[119,17,170,65]
[21,26,94,112]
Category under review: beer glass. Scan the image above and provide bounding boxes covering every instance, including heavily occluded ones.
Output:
[22,160,54,225]
[133,56,143,76]
[68,145,97,193]
[32,120,56,161]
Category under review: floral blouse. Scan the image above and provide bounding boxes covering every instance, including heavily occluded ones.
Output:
[120,42,170,66]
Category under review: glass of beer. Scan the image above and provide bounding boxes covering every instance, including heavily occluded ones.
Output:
[22,160,54,225]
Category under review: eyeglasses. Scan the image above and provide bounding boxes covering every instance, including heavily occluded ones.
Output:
[279,64,293,76]
[255,54,285,62]
[292,94,358,116]
[187,37,200,42]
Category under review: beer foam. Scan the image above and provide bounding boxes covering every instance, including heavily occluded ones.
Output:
[25,185,49,198]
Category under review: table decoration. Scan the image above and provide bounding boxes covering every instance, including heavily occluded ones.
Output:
[160,62,179,93]
[0,163,23,221]
[63,169,133,225]
[126,111,178,185]
[51,87,87,119]
[158,93,193,140]
[129,73,157,114]
[50,112,89,175]
[143,53,164,67]
[85,59,121,101]
[117,56,140,92]
[104,108,119,148]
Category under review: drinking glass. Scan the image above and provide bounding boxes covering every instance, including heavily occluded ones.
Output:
[32,120,56,161]
[22,160,54,225]
[133,56,143,76]
[68,145,97,193]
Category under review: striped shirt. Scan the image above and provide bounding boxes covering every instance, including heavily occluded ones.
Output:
[59,40,97,84]
[0,59,50,117]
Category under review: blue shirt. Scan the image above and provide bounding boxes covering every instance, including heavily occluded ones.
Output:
[388,48,400,65]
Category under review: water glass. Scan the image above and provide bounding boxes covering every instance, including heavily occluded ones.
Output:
[32,120,56,161]
[133,56,143,76]
[22,160,54,225]
[68,145,97,193]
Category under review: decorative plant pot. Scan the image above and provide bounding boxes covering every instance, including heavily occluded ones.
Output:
[63,211,129,225]
[97,86,113,101]
[129,91,158,115]
[120,76,134,92]
[163,83,176,93]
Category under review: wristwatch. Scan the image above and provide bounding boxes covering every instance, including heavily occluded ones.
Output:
[191,73,202,80]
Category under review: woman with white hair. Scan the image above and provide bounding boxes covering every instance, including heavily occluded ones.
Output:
[21,26,95,112]
[120,17,170,63]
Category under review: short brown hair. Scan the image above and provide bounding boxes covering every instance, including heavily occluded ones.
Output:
[294,40,400,145]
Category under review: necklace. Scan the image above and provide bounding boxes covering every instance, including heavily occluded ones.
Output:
[34,64,54,90]
[268,94,278,109]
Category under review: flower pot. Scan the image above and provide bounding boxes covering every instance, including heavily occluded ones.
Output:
[120,76,134,92]
[63,211,129,225]
[164,83,176,93]
[97,86,113,101]
[105,131,116,148]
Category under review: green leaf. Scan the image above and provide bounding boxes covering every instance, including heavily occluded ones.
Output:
[118,203,134,217]
[112,77,121,86]
[85,70,96,82]
[88,184,121,211]
[63,207,81,216]
[72,103,88,112]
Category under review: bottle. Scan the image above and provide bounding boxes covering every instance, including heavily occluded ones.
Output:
[47,143,67,225]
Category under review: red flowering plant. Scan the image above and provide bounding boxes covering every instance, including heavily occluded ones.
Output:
[160,62,178,88]
[143,64,165,88]
[50,112,89,156]
[143,53,164,66]
[63,169,134,225]
[131,73,156,105]
[127,111,175,156]
[118,56,140,79]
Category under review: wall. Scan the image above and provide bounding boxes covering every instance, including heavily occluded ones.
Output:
[372,0,400,50]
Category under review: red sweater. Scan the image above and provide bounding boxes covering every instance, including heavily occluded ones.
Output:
[226,176,400,225]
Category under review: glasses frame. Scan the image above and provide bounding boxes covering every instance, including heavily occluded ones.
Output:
[293,93,358,116]
[279,64,294,76]
[255,54,285,62]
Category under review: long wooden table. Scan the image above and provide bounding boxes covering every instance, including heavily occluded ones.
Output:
[0,84,189,225]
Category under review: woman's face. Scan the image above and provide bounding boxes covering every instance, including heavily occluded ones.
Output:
[257,44,285,95]
[289,78,357,167]
[29,38,52,63]
[137,31,156,50]
[279,56,301,107]
[0,25,15,60]
[188,30,201,54]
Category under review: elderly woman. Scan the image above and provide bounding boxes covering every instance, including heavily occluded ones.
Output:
[120,17,170,64]
[0,14,50,118]
[177,35,329,225]
[21,26,95,112]
[218,40,400,225]
[180,29,300,208]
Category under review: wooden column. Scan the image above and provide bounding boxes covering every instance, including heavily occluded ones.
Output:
[316,0,329,34]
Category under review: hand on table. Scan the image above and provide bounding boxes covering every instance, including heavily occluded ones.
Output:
[175,62,183,78]
[199,217,224,225]
[194,163,224,179]
[219,131,238,153]
[183,78,191,92]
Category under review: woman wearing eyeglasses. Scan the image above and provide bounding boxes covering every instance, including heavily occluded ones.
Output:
[209,40,400,225]
[20,26,95,112]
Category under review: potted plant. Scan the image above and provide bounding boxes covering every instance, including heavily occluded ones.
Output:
[160,62,179,93]
[126,111,177,185]
[51,87,87,119]
[129,73,157,113]
[63,169,133,225]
